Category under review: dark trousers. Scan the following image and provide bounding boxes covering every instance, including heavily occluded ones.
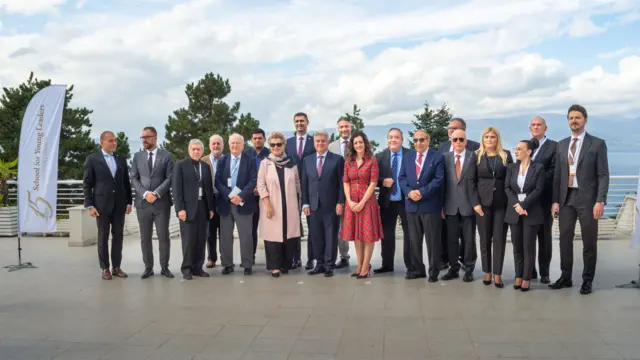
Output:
[535,206,553,277]
[179,200,208,274]
[310,208,339,270]
[252,196,260,257]
[265,238,296,271]
[510,219,539,281]
[440,219,466,264]
[559,188,598,281]
[206,212,220,262]
[96,209,125,270]
[407,212,441,277]
[294,212,314,263]
[446,212,476,273]
[476,206,508,275]
[380,201,411,270]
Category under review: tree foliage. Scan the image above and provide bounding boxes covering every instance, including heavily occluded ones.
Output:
[115,131,132,163]
[162,73,259,159]
[409,101,453,150]
[0,72,99,179]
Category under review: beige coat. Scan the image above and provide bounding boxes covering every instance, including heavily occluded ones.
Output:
[257,159,301,242]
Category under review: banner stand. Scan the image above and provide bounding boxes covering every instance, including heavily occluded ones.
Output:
[3,223,37,272]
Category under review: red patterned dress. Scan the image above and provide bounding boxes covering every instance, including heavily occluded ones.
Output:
[340,156,383,243]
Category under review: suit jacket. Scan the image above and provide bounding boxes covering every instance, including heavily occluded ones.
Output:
[443,151,480,216]
[475,150,513,207]
[286,134,315,178]
[172,159,215,221]
[83,151,133,215]
[552,132,609,208]
[438,139,480,153]
[328,138,349,157]
[531,138,558,208]
[201,153,223,195]
[243,147,271,170]
[504,162,546,225]
[376,147,409,209]
[398,149,445,213]
[215,152,258,216]
[130,149,174,209]
[301,152,345,212]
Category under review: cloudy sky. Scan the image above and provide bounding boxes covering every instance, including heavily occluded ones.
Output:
[1,0,639,140]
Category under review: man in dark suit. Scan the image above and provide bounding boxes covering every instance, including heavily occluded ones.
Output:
[301,131,345,277]
[442,129,481,282]
[245,129,270,265]
[398,130,445,281]
[130,126,175,279]
[374,128,411,274]
[529,116,557,284]
[202,134,224,268]
[216,133,258,275]
[438,118,481,269]
[83,131,133,280]
[173,139,216,280]
[286,112,315,270]
[550,105,609,295]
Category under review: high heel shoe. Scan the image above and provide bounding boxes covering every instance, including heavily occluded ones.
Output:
[494,275,504,288]
[351,268,362,277]
[483,274,492,286]
[521,280,530,292]
[513,278,522,290]
[357,265,371,279]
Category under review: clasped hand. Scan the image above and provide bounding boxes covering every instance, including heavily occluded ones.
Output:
[408,190,422,201]
[514,203,528,216]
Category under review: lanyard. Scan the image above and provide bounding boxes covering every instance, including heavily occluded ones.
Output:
[193,162,202,181]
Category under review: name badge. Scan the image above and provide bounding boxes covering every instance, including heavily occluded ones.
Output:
[198,187,203,197]
[518,194,526,202]
[227,178,232,187]
[569,165,577,175]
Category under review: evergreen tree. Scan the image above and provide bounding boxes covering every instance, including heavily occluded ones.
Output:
[343,104,379,153]
[115,131,132,163]
[409,101,453,150]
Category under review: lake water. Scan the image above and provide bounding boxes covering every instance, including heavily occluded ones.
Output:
[609,152,640,176]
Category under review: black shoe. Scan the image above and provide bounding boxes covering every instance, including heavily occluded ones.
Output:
[513,283,521,290]
[305,260,315,270]
[308,267,325,275]
[271,272,281,278]
[549,277,573,289]
[373,267,394,274]
[161,268,174,278]
[193,269,210,277]
[182,272,193,280]
[335,259,349,269]
[141,268,154,279]
[580,280,593,295]
[221,266,234,275]
[440,262,450,270]
[405,272,426,280]
[540,276,550,284]
[521,286,530,292]
[441,271,459,281]
[483,279,491,286]
[244,268,252,276]
[463,272,474,282]
[428,276,438,283]
[292,260,302,269]
[495,281,504,289]
[324,270,334,278]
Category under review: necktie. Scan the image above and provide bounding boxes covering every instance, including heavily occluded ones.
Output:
[317,155,323,177]
[298,137,304,157]
[231,157,239,188]
[415,152,423,177]
[105,154,116,177]
[147,151,153,173]
[390,152,398,195]
[455,154,461,180]
[568,138,578,186]
[342,140,348,156]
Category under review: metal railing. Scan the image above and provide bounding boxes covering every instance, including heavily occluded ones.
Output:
[5,176,638,238]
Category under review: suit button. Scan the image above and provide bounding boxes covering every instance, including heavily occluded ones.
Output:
[417,182,420,185]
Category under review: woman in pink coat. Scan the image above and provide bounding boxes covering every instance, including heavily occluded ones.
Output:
[257,131,301,277]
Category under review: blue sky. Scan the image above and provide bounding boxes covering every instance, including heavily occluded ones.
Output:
[1,0,639,140]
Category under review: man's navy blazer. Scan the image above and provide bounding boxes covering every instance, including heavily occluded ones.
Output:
[286,134,315,178]
[301,151,345,212]
[214,152,257,216]
[398,149,445,213]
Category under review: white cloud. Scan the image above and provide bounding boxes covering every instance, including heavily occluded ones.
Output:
[0,0,66,14]
[0,0,639,138]
[597,47,635,59]
[567,14,606,37]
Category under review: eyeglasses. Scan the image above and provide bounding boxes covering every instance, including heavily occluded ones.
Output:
[140,135,156,139]
[413,138,427,143]
[269,143,283,148]
[452,137,465,143]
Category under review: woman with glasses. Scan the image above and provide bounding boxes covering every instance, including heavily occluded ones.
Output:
[474,127,513,288]
[256,131,301,277]
[341,131,383,278]
[505,138,545,291]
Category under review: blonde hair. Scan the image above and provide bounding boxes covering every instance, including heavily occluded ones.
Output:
[267,131,286,144]
[477,127,508,164]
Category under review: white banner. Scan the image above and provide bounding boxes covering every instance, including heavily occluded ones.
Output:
[17,85,67,233]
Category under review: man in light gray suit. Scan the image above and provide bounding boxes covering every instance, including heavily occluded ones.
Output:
[131,126,175,279]
[328,116,352,268]
[441,129,482,283]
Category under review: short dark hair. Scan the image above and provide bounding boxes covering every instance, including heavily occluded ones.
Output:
[450,117,467,130]
[293,112,308,121]
[142,126,157,135]
[567,104,587,119]
[251,129,265,138]
[337,116,350,124]
[100,130,115,141]
[387,127,403,139]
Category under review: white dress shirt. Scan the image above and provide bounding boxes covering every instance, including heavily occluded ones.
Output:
[568,131,586,188]
[453,149,466,169]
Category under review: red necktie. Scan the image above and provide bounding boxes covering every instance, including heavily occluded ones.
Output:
[415,152,423,177]
[298,137,303,157]
[455,154,461,180]
[317,155,323,177]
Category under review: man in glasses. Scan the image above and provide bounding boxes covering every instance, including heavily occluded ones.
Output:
[398,130,445,281]
[131,126,175,279]
[245,129,270,265]
[328,116,352,269]
[441,129,480,282]
[438,118,480,270]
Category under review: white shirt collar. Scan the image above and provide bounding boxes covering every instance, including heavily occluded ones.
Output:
[454,149,466,157]
[317,151,327,157]
[297,133,307,139]
[572,131,586,142]
[101,149,113,157]
[147,148,157,155]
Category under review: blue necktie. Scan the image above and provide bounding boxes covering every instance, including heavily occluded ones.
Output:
[105,154,116,177]
[390,152,398,195]
[231,157,239,188]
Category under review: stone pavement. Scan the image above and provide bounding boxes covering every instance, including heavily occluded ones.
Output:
[0,235,640,360]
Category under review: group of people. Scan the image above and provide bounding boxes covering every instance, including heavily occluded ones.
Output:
[83,104,609,294]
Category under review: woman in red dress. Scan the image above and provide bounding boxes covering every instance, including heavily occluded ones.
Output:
[340,131,383,279]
